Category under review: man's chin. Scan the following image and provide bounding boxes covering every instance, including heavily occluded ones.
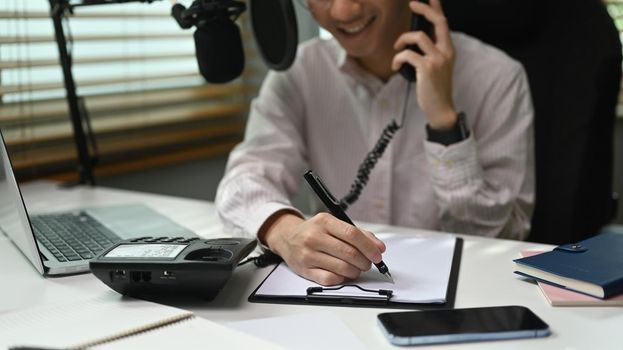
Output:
[339,45,374,60]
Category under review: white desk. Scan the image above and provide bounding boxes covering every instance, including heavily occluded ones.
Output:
[1,181,621,349]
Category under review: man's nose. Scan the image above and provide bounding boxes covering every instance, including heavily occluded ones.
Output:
[329,0,363,22]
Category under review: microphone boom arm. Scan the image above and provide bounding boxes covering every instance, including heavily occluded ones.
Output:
[48,0,165,185]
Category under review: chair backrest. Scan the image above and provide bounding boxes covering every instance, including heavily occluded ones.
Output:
[444,0,622,244]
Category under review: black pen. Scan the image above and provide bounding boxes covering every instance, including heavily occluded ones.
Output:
[303,170,394,283]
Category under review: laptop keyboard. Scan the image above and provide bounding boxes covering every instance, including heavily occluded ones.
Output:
[31,212,120,262]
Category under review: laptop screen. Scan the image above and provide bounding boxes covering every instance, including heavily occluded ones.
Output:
[0,130,45,274]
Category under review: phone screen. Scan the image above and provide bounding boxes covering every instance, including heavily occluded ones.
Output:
[377,306,550,346]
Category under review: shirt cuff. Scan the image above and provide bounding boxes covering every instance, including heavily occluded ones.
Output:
[245,201,304,242]
[423,134,481,189]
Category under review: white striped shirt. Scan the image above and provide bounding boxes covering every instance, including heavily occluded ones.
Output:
[216,32,534,240]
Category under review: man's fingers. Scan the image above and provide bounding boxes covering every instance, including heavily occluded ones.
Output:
[394,31,441,57]
[409,0,453,54]
[314,234,372,272]
[300,250,363,282]
[362,230,386,253]
[391,49,424,72]
[315,213,382,263]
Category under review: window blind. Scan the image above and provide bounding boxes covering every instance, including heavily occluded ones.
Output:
[0,1,264,182]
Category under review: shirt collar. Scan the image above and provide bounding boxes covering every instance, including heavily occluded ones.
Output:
[331,39,403,97]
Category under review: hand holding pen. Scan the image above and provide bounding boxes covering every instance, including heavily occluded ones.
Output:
[259,180,389,286]
[304,170,394,283]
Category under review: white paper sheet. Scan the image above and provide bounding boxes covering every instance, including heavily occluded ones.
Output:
[228,311,368,350]
[255,233,457,304]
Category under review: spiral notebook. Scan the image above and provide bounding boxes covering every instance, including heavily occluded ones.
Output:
[0,293,280,350]
[93,317,282,350]
[249,233,462,309]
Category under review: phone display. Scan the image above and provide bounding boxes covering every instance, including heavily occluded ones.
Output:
[399,0,434,82]
[377,306,550,346]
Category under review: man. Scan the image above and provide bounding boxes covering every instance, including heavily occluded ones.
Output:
[216,0,534,285]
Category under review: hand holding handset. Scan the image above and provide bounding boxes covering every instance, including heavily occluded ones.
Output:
[377,306,550,346]
[399,0,434,82]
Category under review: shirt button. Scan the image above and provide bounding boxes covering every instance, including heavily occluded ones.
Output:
[375,202,385,209]
[356,85,367,99]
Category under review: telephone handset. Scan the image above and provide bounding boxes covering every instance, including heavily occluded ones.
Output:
[399,0,434,82]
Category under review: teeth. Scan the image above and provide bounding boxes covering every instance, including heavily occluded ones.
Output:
[340,18,372,34]
[342,23,367,34]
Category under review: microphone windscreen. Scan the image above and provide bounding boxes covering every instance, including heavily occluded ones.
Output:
[194,19,244,83]
[250,0,298,70]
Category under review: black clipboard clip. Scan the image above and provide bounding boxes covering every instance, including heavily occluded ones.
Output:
[306,284,393,306]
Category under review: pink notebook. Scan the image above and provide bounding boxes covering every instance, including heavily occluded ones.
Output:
[519,251,623,306]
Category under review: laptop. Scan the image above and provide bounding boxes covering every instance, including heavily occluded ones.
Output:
[0,129,197,276]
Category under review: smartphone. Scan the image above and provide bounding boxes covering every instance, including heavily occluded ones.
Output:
[399,0,434,82]
[377,306,550,346]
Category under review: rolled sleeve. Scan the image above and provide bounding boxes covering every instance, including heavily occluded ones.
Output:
[424,135,480,191]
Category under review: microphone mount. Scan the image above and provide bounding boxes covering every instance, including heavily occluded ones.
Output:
[171,0,246,33]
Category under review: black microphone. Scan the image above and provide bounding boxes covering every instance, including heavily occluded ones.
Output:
[171,0,246,83]
[194,17,244,83]
[171,0,298,83]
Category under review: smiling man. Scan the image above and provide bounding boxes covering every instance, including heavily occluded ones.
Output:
[216,0,534,285]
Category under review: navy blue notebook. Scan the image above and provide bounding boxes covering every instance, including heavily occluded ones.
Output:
[513,230,623,299]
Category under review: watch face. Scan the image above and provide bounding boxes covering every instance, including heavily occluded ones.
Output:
[105,243,187,259]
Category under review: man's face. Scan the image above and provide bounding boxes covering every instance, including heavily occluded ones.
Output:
[309,0,411,60]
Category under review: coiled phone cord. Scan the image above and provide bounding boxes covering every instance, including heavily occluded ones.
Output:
[238,250,283,267]
[339,82,413,210]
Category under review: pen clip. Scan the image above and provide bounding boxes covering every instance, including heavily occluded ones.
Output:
[304,170,354,224]
[304,170,340,207]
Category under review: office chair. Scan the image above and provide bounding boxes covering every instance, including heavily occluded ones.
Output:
[444,0,622,244]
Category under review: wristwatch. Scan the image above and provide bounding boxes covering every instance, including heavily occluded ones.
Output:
[426,112,470,146]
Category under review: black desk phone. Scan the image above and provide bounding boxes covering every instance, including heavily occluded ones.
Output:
[89,236,256,300]
[399,0,434,82]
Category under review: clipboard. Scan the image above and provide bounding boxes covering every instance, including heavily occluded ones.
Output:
[249,236,463,309]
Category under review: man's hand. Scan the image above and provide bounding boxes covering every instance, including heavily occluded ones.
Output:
[392,0,457,130]
[260,212,386,286]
